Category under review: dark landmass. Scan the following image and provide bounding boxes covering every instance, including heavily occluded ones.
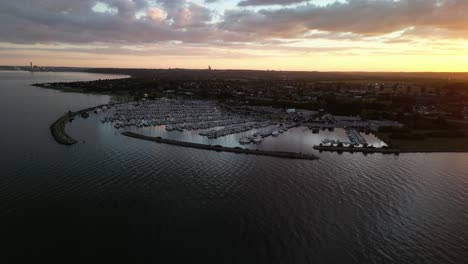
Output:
[377,117,468,152]
[20,65,468,153]
[377,134,468,153]
[0,65,88,73]
[32,67,468,118]
[83,67,468,81]
[2,64,468,80]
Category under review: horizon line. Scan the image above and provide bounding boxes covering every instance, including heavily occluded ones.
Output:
[2,65,468,74]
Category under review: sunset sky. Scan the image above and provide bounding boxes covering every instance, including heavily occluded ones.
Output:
[1,0,467,71]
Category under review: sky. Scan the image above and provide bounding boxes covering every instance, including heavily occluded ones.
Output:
[0,0,467,72]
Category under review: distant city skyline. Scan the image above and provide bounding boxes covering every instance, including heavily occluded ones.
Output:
[1,0,467,72]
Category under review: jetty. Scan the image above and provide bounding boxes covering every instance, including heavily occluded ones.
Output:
[122,132,319,160]
[313,145,400,154]
[50,104,108,145]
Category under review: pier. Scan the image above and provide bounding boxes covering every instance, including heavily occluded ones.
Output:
[314,145,400,154]
[346,129,368,145]
[122,132,319,160]
[50,104,108,145]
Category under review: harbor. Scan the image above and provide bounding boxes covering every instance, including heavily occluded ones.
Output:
[51,99,398,156]
[99,99,308,145]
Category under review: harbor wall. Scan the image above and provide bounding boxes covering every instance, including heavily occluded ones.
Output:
[313,146,400,154]
[50,105,108,145]
[122,132,319,160]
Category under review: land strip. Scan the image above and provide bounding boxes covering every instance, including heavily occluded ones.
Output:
[50,105,108,145]
[121,132,319,160]
[377,132,468,153]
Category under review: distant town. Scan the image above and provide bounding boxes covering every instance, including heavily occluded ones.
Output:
[25,66,468,120]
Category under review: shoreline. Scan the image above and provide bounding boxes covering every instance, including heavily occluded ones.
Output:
[121,132,319,160]
[314,145,468,154]
[0,69,130,77]
[376,132,468,153]
[33,83,130,97]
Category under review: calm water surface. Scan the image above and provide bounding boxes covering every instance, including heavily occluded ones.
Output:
[1,71,467,263]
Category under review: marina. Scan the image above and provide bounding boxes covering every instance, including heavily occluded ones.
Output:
[51,98,394,154]
[100,100,299,139]
[98,99,316,147]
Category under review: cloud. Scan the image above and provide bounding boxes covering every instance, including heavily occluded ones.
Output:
[148,7,167,23]
[0,0,218,44]
[237,0,309,6]
[220,0,468,40]
[0,0,467,48]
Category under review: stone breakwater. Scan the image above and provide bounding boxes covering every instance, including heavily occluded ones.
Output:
[50,105,108,145]
[122,132,319,160]
[313,145,400,154]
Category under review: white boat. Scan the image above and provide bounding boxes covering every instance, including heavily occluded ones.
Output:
[253,136,263,143]
[272,130,279,137]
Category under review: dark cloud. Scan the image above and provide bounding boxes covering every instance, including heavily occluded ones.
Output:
[0,0,467,46]
[0,0,216,44]
[221,0,468,39]
[237,0,308,6]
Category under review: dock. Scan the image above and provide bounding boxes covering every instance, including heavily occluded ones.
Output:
[122,132,319,160]
[346,129,367,145]
[313,145,400,154]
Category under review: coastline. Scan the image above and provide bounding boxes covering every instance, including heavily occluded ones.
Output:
[377,132,468,153]
[33,82,131,97]
[314,144,468,154]
[29,70,131,96]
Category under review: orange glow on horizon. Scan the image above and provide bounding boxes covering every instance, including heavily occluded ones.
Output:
[1,49,467,72]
